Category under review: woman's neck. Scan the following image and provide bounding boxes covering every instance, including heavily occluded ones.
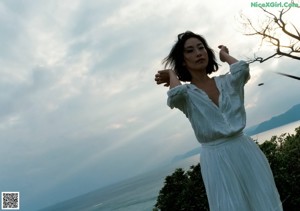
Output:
[190,71,211,85]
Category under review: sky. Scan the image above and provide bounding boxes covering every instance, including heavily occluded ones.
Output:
[0,0,299,210]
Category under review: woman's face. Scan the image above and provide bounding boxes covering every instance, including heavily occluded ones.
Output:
[183,37,209,72]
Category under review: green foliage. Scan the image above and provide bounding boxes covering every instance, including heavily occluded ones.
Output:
[154,165,208,211]
[260,127,300,211]
[154,126,300,211]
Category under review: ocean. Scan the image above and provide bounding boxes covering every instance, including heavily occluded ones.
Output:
[40,121,300,211]
[39,157,199,211]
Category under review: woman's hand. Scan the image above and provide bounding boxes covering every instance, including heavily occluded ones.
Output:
[218,45,238,65]
[155,69,170,87]
[218,45,229,62]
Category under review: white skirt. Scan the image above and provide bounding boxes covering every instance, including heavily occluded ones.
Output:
[199,133,283,211]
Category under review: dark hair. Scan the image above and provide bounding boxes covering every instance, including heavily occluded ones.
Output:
[163,31,218,82]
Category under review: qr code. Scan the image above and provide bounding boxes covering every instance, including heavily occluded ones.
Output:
[1,192,20,210]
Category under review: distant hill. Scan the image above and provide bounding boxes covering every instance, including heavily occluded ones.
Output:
[171,147,200,163]
[245,103,300,136]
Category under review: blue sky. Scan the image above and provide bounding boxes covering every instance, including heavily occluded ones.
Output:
[0,0,299,210]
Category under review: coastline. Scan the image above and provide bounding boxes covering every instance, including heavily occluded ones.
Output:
[250,120,300,143]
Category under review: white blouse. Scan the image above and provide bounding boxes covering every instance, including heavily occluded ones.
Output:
[167,60,250,143]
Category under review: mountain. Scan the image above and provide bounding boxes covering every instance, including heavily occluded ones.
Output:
[245,103,300,136]
[171,147,200,163]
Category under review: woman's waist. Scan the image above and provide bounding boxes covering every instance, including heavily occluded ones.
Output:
[199,132,246,148]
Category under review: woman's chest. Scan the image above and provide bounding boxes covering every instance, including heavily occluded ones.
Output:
[192,81,220,108]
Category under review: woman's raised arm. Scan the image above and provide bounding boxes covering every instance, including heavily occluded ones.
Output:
[155,69,181,88]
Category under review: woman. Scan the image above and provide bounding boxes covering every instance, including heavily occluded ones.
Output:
[155,31,283,211]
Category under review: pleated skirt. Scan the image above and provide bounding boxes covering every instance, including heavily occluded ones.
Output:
[199,133,283,211]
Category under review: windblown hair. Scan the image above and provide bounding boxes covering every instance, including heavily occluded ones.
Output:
[163,31,218,82]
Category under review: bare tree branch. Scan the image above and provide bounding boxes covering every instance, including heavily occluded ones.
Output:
[291,24,300,38]
[239,4,300,63]
[247,53,279,64]
[276,72,300,80]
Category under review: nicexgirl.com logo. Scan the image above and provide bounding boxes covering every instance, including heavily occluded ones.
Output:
[251,1,300,8]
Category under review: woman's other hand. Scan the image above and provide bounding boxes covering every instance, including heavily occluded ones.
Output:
[155,70,170,87]
[218,45,238,65]
[218,45,229,62]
